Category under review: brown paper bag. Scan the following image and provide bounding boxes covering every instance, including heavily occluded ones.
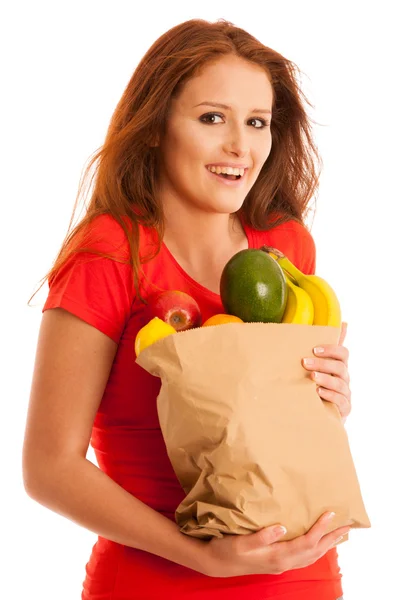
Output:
[136,322,371,542]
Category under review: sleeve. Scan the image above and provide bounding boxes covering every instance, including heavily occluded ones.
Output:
[262,218,317,276]
[298,225,316,275]
[42,214,135,344]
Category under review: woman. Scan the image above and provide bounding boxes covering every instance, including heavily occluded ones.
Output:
[23,18,351,600]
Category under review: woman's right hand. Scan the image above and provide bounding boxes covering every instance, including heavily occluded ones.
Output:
[203,512,351,578]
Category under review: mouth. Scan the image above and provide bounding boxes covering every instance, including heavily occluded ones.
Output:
[205,166,248,185]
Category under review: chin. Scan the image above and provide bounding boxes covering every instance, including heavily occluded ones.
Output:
[213,195,246,214]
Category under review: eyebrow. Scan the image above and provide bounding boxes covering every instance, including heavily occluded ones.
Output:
[194,101,272,115]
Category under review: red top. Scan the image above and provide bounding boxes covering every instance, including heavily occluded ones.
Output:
[43,213,343,600]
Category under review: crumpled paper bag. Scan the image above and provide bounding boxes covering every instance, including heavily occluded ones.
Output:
[136,322,371,542]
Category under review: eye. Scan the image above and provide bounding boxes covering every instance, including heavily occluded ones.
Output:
[199,112,224,124]
[199,112,270,128]
[248,117,270,129]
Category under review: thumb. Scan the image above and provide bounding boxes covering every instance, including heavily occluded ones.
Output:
[242,525,287,551]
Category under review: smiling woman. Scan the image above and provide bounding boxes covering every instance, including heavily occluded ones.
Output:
[23,17,344,600]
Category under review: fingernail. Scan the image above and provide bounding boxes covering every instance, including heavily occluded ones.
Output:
[273,526,287,536]
[326,512,336,520]
[314,347,324,354]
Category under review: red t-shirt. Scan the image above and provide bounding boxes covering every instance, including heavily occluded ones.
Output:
[43,213,343,600]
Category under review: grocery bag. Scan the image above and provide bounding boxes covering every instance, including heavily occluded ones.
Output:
[136,322,371,541]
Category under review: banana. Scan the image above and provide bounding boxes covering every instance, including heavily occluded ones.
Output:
[281,274,314,324]
[261,246,341,327]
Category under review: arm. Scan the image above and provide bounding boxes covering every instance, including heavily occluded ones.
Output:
[23,307,350,579]
[22,308,208,574]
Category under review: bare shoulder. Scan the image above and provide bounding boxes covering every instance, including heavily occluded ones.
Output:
[23,308,117,486]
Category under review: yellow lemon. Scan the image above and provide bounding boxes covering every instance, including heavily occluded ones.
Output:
[202,314,244,327]
[135,317,177,357]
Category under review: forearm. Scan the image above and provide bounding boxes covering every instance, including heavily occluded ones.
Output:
[24,455,209,574]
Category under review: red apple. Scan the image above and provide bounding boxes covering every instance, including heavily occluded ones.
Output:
[148,290,202,331]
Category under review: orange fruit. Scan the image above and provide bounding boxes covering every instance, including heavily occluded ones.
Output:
[202,314,244,327]
[135,317,176,357]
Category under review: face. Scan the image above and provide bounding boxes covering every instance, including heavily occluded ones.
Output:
[156,54,274,217]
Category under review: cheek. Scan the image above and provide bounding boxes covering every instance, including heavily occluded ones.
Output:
[185,127,213,161]
[258,133,272,160]
[168,128,209,170]
[252,137,272,175]
[162,140,204,193]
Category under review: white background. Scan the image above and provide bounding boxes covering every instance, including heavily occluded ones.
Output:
[2,1,398,598]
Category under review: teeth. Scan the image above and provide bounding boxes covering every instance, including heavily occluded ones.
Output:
[207,166,245,177]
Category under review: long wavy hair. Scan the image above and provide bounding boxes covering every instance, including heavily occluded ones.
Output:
[30,18,322,304]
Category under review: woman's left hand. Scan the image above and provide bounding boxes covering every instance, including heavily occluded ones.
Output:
[302,322,351,424]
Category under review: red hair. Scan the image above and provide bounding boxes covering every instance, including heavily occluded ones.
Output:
[31,18,322,304]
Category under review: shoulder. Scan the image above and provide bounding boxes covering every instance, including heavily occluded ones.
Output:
[249,216,316,275]
[73,213,132,261]
[269,218,315,256]
[45,213,139,343]
[76,213,158,264]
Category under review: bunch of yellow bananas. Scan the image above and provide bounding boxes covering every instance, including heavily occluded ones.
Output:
[262,246,341,327]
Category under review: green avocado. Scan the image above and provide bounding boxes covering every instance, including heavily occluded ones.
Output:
[220,248,288,323]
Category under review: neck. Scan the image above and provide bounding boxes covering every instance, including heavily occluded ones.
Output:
[162,206,246,270]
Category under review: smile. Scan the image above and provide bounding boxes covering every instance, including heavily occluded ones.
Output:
[206,166,248,186]
[207,165,246,178]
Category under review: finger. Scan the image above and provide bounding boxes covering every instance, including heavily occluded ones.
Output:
[313,344,349,366]
[319,525,351,550]
[338,321,348,346]
[303,357,349,382]
[312,371,350,394]
[316,387,351,419]
[305,512,336,546]
[240,524,287,551]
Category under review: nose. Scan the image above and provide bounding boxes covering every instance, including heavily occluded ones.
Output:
[222,126,249,158]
